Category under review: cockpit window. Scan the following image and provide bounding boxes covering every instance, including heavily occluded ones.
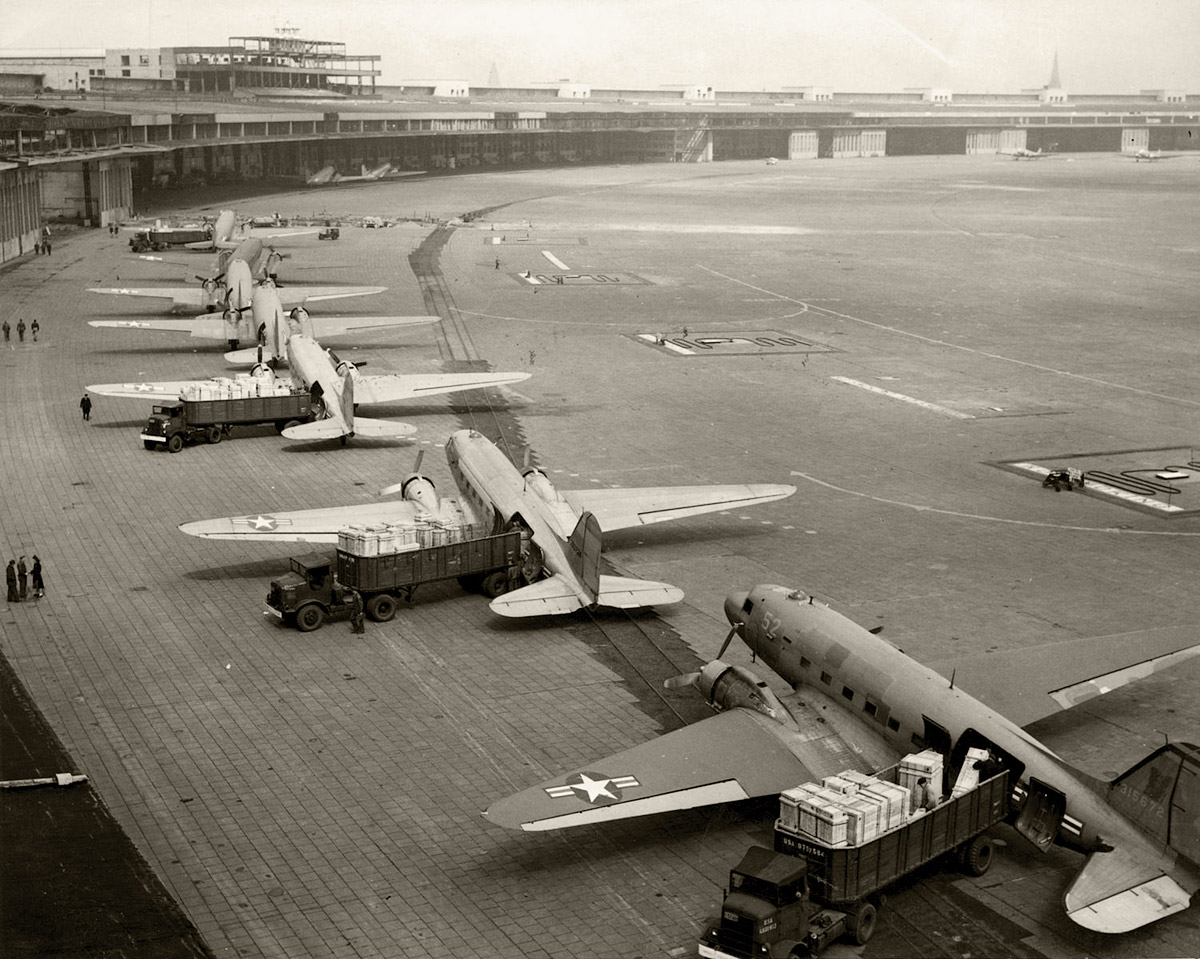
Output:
[742,597,754,614]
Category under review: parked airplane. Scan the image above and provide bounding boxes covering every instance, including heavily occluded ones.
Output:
[485,583,1200,934]
[1129,149,1184,162]
[306,163,393,185]
[88,327,530,445]
[1002,146,1055,160]
[90,278,436,354]
[177,430,795,615]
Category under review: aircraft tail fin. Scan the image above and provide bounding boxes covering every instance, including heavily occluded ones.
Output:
[565,511,602,602]
[1108,742,1200,864]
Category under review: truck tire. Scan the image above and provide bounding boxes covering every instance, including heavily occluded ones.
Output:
[143,441,158,451]
[166,433,184,453]
[959,835,995,877]
[206,426,222,444]
[481,570,510,598]
[366,593,397,622]
[846,901,876,946]
[295,603,325,632]
[279,419,302,434]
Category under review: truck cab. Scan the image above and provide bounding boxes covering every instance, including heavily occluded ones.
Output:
[267,553,338,631]
[700,847,828,959]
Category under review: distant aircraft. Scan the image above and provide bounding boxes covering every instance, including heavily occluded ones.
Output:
[1129,149,1184,162]
[88,319,531,445]
[485,583,1200,934]
[177,430,795,614]
[1002,145,1055,160]
[306,163,393,185]
[89,279,439,355]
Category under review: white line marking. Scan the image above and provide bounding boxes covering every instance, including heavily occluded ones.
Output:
[832,376,974,419]
[1011,463,1184,513]
[542,251,570,270]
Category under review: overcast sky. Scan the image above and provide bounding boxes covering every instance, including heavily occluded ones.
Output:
[3,0,1197,93]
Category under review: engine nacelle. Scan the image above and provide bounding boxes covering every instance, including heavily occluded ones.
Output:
[698,661,794,724]
[521,468,561,503]
[401,475,440,514]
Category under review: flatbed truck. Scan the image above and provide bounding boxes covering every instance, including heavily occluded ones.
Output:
[267,530,524,630]
[699,768,1010,958]
[141,391,312,452]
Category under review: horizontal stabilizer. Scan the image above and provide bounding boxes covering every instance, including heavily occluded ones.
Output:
[488,574,683,618]
[225,346,276,365]
[282,417,416,441]
[1065,854,1192,933]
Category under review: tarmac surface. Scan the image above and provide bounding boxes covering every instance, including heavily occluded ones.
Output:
[2,154,1199,958]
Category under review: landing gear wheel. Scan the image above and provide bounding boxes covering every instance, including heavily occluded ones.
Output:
[366,593,397,622]
[206,426,222,444]
[481,571,510,598]
[959,835,995,877]
[846,901,877,946]
[295,603,325,632]
[166,433,184,453]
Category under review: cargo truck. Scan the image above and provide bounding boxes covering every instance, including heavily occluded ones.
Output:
[698,763,1010,958]
[141,391,312,452]
[267,530,524,630]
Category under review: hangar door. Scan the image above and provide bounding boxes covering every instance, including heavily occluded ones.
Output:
[1121,128,1150,153]
[966,130,1000,154]
[788,131,818,159]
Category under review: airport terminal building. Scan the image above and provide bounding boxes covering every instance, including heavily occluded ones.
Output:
[0,34,1196,261]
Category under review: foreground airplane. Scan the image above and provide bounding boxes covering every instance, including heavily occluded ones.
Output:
[178,430,795,615]
[88,322,529,444]
[90,278,438,355]
[306,163,392,185]
[485,583,1200,934]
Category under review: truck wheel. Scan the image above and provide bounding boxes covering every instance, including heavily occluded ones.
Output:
[481,571,510,598]
[281,419,302,433]
[143,441,157,451]
[206,426,222,444]
[457,573,483,593]
[846,901,877,946]
[166,433,184,453]
[295,604,325,632]
[366,594,397,622]
[960,835,995,877]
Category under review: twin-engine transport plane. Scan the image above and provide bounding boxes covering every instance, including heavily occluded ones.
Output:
[87,303,530,444]
[177,430,795,615]
[484,584,1200,934]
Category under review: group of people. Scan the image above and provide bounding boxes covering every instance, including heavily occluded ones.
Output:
[2,319,39,342]
[32,225,53,256]
[6,555,45,603]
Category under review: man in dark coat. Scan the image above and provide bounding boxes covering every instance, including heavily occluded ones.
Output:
[6,560,17,603]
[348,589,365,634]
[17,556,28,600]
[80,394,92,421]
[31,556,44,598]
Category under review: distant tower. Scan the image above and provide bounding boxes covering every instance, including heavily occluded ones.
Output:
[488,62,501,88]
[1048,51,1061,89]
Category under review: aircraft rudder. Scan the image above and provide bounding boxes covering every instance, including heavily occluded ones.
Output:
[566,511,602,601]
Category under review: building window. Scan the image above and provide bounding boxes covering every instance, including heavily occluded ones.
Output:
[121,55,130,66]
[139,55,150,66]
[122,70,130,77]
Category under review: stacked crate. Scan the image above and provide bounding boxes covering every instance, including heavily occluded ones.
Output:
[899,750,944,813]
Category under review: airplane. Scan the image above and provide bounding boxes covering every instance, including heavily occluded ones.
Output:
[87,317,531,445]
[306,163,393,186]
[484,583,1200,934]
[1001,145,1056,160]
[1128,149,1185,162]
[90,271,435,354]
[177,430,796,615]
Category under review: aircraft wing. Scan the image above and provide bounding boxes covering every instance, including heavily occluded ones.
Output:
[274,287,386,309]
[1063,851,1192,933]
[352,371,531,406]
[927,626,1200,728]
[86,380,202,401]
[307,316,440,338]
[178,500,426,543]
[561,484,796,532]
[484,707,821,831]
[87,286,204,308]
[88,317,230,340]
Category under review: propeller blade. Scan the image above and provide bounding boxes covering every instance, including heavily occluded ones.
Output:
[413,449,424,474]
[663,671,701,690]
[716,624,740,661]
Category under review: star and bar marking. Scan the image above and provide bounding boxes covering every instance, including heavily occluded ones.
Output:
[235,514,291,532]
[544,771,640,805]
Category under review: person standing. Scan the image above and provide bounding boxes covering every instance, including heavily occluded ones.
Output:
[31,556,44,598]
[80,393,92,421]
[16,319,25,342]
[347,589,365,634]
[44,238,52,255]
[5,560,17,603]
[16,556,27,601]
[30,319,39,342]
[2,320,9,341]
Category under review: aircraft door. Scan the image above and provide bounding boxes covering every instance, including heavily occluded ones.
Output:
[1014,778,1067,851]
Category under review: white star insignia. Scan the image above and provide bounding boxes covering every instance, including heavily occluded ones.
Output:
[247,515,278,530]
[544,771,640,805]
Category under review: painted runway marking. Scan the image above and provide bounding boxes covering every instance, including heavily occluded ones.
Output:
[542,251,570,270]
[831,376,974,419]
[788,471,1200,536]
[698,267,1200,409]
[1009,462,1185,513]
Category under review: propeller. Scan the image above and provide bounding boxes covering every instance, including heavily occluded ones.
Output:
[663,623,742,690]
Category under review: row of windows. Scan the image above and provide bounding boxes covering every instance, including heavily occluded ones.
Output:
[804,656,921,745]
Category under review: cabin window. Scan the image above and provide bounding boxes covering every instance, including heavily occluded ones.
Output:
[863,700,877,717]
[800,656,811,670]
[911,732,926,749]
[887,718,900,732]
[742,597,754,614]
[841,685,854,701]
[820,671,832,685]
